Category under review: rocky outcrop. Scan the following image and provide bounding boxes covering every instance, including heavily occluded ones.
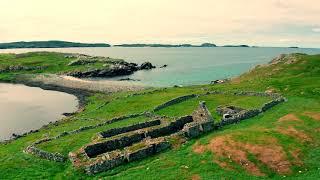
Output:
[269,53,306,65]
[67,61,155,78]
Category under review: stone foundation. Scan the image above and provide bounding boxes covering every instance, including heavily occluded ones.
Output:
[70,137,171,174]
[84,116,192,158]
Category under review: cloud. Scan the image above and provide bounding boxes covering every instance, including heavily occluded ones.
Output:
[312,28,320,32]
[0,0,320,47]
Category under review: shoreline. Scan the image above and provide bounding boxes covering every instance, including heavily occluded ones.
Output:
[0,75,148,143]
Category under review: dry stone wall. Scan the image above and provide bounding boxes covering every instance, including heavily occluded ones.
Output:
[153,94,197,112]
[25,145,66,162]
[99,119,161,138]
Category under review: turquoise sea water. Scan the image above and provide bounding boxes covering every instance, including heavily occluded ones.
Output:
[1,47,320,86]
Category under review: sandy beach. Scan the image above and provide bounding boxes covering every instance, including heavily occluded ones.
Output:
[28,74,146,93]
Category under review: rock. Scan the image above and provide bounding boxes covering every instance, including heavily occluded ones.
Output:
[139,62,155,70]
[223,114,232,119]
[12,133,20,138]
[67,63,138,78]
[118,78,141,81]
[211,79,227,84]
[269,53,305,65]
[160,64,168,68]
[62,112,76,116]
[173,85,183,88]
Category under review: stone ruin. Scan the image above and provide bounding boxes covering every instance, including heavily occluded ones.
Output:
[68,102,215,174]
[23,90,286,175]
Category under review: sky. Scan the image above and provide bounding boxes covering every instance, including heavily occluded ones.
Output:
[1,0,320,47]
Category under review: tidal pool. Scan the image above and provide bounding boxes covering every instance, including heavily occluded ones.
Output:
[0,83,78,141]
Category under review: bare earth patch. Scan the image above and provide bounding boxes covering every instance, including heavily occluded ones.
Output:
[277,126,312,142]
[290,149,303,166]
[303,112,320,121]
[278,114,302,123]
[192,142,206,154]
[191,174,201,180]
[207,136,265,176]
[194,135,295,176]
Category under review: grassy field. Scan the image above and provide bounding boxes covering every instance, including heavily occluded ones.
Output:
[0,52,319,179]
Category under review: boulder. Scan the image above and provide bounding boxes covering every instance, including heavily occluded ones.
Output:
[139,62,155,70]
[160,64,168,68]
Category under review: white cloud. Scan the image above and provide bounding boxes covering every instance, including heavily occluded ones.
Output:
[312,28,320,32]
[0,0,319,47]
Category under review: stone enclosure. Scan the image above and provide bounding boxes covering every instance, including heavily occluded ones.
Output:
[24,90,286,174]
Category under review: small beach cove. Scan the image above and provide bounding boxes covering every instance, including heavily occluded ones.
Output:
[0,83,79,141]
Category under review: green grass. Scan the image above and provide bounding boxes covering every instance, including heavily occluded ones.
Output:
[0,53,320,179]
[0,52,123,82]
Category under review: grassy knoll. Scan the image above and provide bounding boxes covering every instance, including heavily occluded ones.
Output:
[0,53,319,179]
[0,52,123,81]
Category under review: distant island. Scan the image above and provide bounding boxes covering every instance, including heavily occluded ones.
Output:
[114,43,217,47]
[0,41,252,49]
[0,41,111,49]
[222,45,250,47]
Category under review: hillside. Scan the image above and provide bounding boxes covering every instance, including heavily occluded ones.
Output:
[0,41,110,49]
[0,53,319,179]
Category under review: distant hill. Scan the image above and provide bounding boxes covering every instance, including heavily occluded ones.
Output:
[0,41,110,49]
[114,43,217,47]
